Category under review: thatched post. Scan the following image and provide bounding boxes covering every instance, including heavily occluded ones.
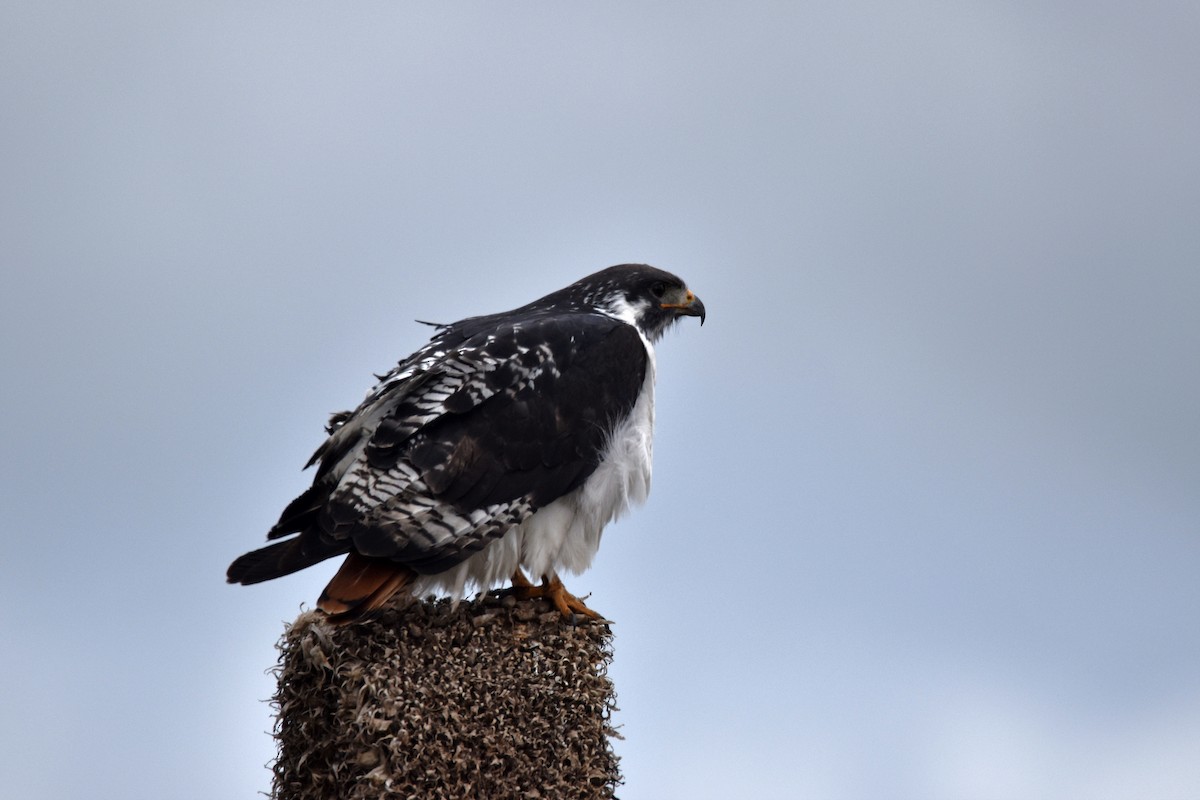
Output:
[271,594,622,799]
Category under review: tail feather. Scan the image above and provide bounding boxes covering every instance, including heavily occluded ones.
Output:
[317,552,416,623]
[227,538,340,585]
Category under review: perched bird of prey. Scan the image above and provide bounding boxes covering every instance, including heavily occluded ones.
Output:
[227,264,705,622]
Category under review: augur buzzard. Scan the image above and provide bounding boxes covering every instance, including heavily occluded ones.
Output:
[227,264,705,621]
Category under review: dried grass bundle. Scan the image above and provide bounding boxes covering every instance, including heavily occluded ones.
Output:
[272,594,621,799]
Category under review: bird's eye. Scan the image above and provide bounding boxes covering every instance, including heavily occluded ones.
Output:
[650,281,667,299]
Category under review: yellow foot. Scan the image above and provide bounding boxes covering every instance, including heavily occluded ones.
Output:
[506,570,609,623]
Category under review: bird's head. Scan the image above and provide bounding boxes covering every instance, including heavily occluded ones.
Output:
[582,264,706,342]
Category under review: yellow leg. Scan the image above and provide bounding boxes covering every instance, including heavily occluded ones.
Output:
[507,570,607,622]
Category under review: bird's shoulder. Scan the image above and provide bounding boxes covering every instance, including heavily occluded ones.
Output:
[375,308,641,403]
[310,308,646,478]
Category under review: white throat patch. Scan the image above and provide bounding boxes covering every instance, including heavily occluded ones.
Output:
[597,293,648,330]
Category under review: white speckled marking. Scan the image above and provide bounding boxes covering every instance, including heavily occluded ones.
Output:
[418,326,657,598]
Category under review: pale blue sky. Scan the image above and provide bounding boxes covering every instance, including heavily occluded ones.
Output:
[2,3,1198,798]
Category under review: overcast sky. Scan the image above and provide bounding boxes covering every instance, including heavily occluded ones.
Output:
[2,3,1198,799]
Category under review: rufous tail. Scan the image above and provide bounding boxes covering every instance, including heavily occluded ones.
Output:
[317,552,416,623]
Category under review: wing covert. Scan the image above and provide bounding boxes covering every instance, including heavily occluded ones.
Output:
[322,312,649,573]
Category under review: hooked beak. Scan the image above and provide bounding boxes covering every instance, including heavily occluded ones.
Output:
[661,289,706,325]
